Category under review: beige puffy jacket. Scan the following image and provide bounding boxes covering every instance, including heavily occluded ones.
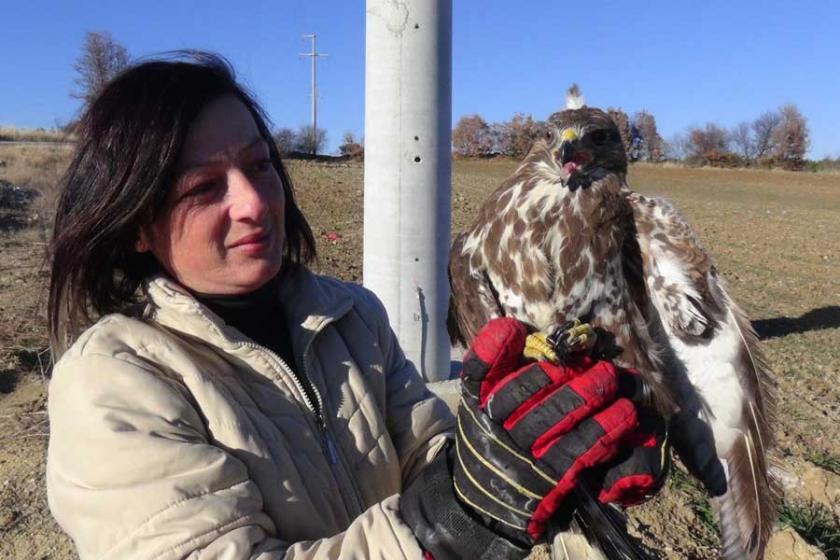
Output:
[47,269,454,559]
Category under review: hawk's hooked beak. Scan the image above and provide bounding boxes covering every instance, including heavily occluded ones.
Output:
[556,129,593,190]
[560,140,577,168]
[558,128,579,160]
[556,129,590,175]
[559,142,576,166]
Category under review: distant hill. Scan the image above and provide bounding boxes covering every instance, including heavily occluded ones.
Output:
[0,126,72,144]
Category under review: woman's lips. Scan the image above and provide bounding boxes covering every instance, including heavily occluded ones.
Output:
[229,230,272,252]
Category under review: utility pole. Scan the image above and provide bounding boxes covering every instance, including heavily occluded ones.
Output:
[299,33,328,155]
[364,0,452,381]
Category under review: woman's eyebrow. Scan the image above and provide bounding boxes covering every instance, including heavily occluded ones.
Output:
[178,137,267,173]
[240,137,268,154]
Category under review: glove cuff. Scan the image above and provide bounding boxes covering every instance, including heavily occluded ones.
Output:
[400,443,531,560]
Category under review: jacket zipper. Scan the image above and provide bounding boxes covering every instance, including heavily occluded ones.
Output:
[302,334,368,515]
[194,295,364,517]
[242,337,366,517]
[237,339,339,465]
[153,283,360,511]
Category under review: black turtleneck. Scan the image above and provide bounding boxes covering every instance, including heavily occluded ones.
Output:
[192,275,297,373]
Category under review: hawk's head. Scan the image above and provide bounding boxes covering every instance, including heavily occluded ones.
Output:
[535,85,627,190]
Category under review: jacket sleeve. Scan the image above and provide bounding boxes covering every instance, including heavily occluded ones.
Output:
[350,286,456,485]
[47,351,427,560]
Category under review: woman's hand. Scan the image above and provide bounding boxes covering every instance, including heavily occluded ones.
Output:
[401,317,668,559]
[453,317,642,544]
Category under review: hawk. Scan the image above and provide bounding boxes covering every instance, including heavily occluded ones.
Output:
[448,86,776,560]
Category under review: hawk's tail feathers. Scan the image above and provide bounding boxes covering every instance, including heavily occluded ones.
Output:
[713,429,777,560]
[565,484,652,560]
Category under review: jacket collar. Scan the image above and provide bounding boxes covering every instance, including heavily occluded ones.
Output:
[144,268,355,357]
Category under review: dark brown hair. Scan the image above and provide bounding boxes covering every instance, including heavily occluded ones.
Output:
[48,52,316,352]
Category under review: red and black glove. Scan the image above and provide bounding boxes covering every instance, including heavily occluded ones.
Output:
[594,402,670,506]
[457,318,642,541]
[402,318,643,559]
[526,321,671,508]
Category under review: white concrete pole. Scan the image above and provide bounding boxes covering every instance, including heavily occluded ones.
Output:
[300,34,327,155]
[364,0,452,381]
[311,36,316,147]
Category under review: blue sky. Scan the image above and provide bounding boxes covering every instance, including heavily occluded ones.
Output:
[2,0,839,157]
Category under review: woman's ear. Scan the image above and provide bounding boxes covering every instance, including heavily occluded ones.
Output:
[135,229,151,253]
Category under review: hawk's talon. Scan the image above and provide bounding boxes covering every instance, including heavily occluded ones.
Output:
[524,332,560,363]
[525,319,598,364]
[549,319,581,345]
[567,325,596,350]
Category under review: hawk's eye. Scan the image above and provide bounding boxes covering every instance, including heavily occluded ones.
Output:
[589,129,610,146]
[545,129,556,142]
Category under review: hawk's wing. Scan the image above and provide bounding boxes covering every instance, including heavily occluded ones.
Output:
[628,192,777,560]
[447,232,503,347]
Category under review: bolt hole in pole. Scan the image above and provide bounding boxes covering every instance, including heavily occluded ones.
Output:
[414,156,422,163]
[414,135,420,141]
[414,23,420,29]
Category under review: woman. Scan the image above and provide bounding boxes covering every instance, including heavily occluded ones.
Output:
[46,53,664,559]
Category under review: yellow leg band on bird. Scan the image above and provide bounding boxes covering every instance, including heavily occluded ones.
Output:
[460,398,557,486]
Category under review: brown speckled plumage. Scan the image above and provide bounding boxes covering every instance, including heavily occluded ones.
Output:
[448,90,777,560]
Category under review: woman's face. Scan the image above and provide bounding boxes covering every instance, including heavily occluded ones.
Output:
[138,95,286,294]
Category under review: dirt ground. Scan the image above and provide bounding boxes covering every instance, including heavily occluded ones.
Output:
[1,147,838,559]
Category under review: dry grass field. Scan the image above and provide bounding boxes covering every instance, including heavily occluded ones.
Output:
[1,145,838,559]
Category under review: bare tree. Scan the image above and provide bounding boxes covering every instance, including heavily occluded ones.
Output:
[338,131,364,159]
[687,123,730,160]
[452,114,494,158]
[729,122,755,161]
[489,122,509,155]
[632,110,664,161]
[495,113,544,158]
[273,128,296,155]
[772,104,809,170]
[752,111,781,159]
[607,108,632,159]
[663,132,689,161]
[295,125,328,155]
[72,31,130,108]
